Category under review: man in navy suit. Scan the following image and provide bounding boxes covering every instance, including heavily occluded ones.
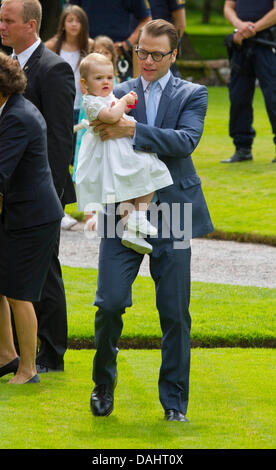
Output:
[0,0,75,373]
[90,19,213,421]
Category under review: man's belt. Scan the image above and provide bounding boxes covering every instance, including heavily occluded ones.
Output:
[249,25,276,47]
[256,25,276,42]
[248,36,276,48]
[225,31,276,52]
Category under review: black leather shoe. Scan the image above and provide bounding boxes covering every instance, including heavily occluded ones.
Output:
[36,363,64,373]
[221,148,253,163]
[90,378,117,417]
[165,409,189,422]
[0,357,19,378]
[272,157,276,163]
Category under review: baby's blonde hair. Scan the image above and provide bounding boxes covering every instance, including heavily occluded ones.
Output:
[79,52,113,81]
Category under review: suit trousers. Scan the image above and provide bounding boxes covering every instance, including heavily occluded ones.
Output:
[33,225,67,369]
[93,229,192,414]
[229,43,276,148]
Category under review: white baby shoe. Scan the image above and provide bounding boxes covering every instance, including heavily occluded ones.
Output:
[121,228,153,254]
[127,211,157,237]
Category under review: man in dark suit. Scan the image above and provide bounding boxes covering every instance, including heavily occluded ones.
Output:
[89,19,213,421]
[0,0,76,372]
[221,0,276,163]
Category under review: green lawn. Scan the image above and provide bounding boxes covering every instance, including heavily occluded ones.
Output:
[184,11,233,59]
[185,11,233,36]
[0,349,275,449]
[196,87,276,241]
[63,266,276,347]
[183,34,229,60]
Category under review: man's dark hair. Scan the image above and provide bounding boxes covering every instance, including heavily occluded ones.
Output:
[138,19,178,50]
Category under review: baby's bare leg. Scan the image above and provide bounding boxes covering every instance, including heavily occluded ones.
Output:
[133,192,154,212]
[118,199,135,225]
[119,193,154,228]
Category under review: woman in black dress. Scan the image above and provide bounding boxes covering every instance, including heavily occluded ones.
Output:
[0,52,64,384]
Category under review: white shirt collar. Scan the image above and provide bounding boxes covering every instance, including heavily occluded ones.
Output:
[141,70,171,93]
[13,38,41,68]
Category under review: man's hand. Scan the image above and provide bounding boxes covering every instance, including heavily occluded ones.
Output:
[90,116,136,141]
[233,30,245,45]
[233,21,256,44]
[239,21,256,37]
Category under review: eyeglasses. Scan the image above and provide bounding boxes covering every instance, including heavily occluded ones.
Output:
[135,47,173,62]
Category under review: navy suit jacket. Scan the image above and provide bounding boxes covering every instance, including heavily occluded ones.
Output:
[114,74,214,239]
[0,94,64,230]
[22,42,76,205]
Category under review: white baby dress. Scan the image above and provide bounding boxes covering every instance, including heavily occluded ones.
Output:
[75,93,173,211]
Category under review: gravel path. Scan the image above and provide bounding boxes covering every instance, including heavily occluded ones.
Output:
[59,223,276,289]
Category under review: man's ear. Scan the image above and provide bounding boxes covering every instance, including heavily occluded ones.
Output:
[171,48,178,64]
[28,19,37,34]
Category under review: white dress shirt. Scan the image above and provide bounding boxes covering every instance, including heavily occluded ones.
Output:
[132,70,171,144]
[141,70,171,108]
[133,71,171,203]
[13,38,41,68]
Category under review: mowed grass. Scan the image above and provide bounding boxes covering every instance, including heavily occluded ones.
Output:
[193,87,276,240]
[63,266,276,346]
[0,349,275,449]
[185,11,233,36]
[66,87,276,241]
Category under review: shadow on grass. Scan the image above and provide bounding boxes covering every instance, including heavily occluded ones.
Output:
[68,335,276,349]
[71,415,203,450]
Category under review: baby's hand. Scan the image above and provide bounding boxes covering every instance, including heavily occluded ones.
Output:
[125,91,138,109]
